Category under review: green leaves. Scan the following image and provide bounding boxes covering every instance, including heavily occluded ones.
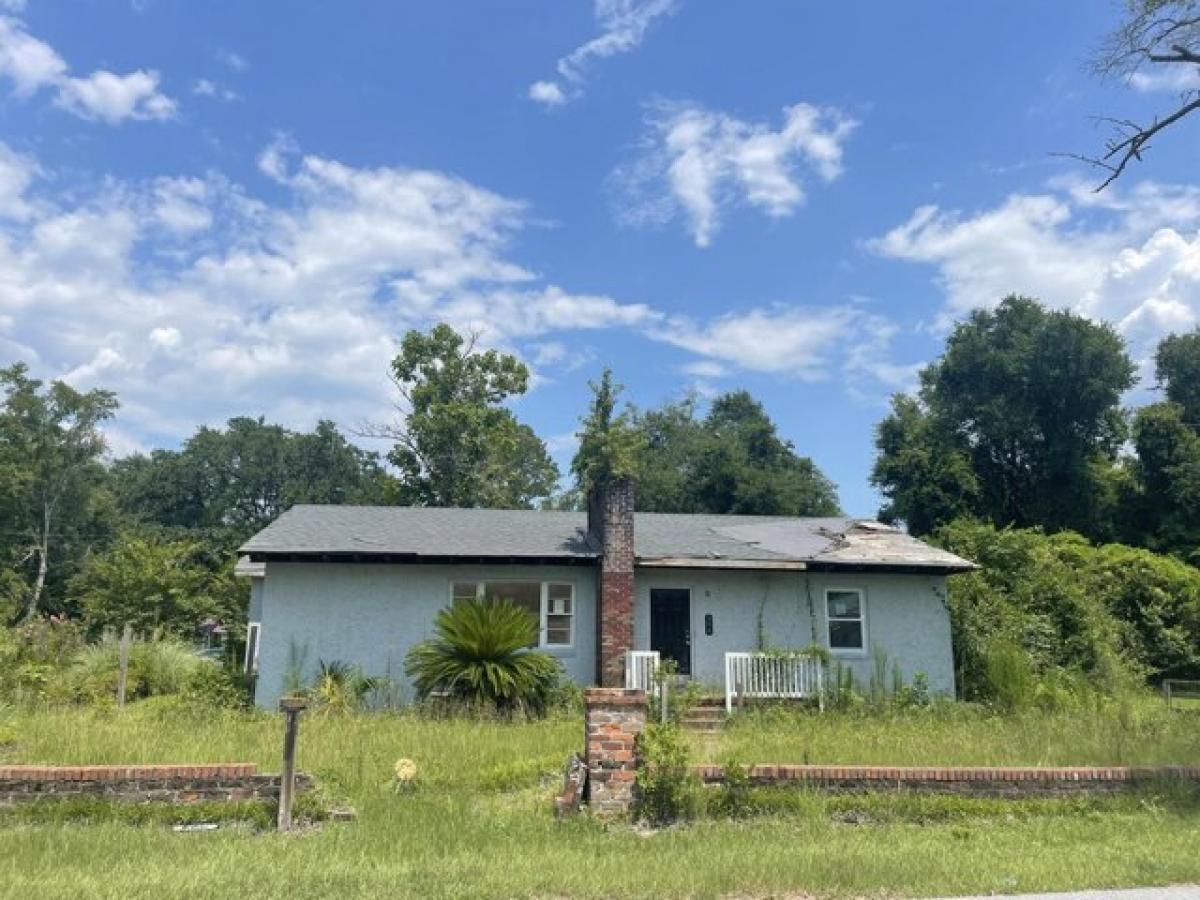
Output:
[384,324,559,508]
[603,388,841,516]
[571,368,643,492]
[405,599,561,714]
[873,296,1135,537]
[70,533,245,637]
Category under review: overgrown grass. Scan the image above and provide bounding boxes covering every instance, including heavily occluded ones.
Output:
[706,696,1200,766]
[0,701,1198,899]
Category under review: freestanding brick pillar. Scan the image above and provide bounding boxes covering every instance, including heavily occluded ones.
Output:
[584,687,646,817]
[588,477,636,687]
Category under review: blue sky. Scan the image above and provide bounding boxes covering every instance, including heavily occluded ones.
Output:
[3,1,1200,515]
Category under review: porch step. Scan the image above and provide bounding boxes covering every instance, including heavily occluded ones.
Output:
[679,701,727,732]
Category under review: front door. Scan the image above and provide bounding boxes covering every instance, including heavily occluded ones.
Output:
[650,588,691,676]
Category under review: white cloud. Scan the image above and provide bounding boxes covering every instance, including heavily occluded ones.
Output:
[529,0,678,108]
[0,139,666,448]
[1128,65,1200,93]
[0,142,37,219]
[0,16,65,94]
[153,176,212,234]
[0,14,176,123]
[872,178,1200,369]
[57,69,175,123]
[0,136,911,452]
[528,80,566,108]
[652,303,904,389]
[193,78,238,102]
[615,101,857,247]
[216,49,248,72]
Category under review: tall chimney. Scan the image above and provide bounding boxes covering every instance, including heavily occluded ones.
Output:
[588,477,635,687]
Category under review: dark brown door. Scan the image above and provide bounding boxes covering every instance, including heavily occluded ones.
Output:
[650,588,691,675]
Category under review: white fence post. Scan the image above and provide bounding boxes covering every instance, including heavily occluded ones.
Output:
[724,651,823,713]
[624,650,660,695]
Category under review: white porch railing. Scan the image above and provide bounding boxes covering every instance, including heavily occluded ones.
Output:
[724,651,824,713]
[625,650,660,694]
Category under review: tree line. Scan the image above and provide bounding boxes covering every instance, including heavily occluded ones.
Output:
[4,299,1200,690]
[0,324,839,627]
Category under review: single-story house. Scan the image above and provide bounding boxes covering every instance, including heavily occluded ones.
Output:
[238,480,975,709]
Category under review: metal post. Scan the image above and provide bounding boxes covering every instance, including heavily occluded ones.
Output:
[116,625,132,708]
[277,697,307,831]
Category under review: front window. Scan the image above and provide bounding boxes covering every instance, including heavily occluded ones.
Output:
[826,589,865,652]
[452,580,575,649]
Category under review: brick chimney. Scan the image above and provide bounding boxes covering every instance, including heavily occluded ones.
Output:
[588,477,635,687]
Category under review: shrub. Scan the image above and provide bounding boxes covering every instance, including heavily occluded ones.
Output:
[71,534,246,638]
[68,634,208,704]
[708,756,754,819]
[982,639,1036,712]
[405,599,561,715]
[635,722,700,824]
[308,660,379,714]
[935,519,1144,701]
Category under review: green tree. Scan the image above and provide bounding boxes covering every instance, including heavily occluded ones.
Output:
[72,533,246,636]
[112,417,394,543]
[1127,402,1200,557]
[872,296,1135,537]
[871,395,977,535]
[0,364,118,621]
[628,391,840,516]
[1118,329,1200,558]
[370,324,558,508]
[1155,328,1200,425]
[571,368,643,492]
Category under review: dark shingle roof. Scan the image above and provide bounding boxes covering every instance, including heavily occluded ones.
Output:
[241,505,975,572]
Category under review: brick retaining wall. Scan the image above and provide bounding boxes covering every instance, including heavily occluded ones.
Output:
[0,764,312,805]
[694,764,1200,796]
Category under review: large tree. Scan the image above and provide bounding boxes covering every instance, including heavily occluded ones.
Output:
[1122,328,1200,558]
[113,417,394,542]
[0,364,118,621]
[872,296,1135,537]
[367,324,559,508]
[629,391,841,516]
[1085,1,1200,188]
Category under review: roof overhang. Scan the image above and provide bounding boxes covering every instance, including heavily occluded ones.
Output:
[245,551,597,567]
[636,556,808,571]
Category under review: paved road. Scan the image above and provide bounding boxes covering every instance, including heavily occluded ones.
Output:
[935,888,1200,900]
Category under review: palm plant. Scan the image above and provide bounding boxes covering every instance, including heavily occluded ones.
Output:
[405,599,560,714]
[309,659,380,714]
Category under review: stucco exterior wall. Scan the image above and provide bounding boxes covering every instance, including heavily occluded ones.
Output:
[254,561,954,708]
[633,568,955,695]
[255,562,597,709]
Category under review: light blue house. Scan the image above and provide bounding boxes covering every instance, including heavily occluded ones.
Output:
[238,481,975,708]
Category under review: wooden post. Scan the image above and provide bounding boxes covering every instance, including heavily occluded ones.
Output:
[660,676,669,724]
[277,697,307,831]
[116,625,132,709]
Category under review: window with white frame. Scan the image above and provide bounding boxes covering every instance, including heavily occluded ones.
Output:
[244,622,261,675]
[826,589,865,652]
[451,580,575,649]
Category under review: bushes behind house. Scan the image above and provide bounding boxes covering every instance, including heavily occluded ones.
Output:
[937,518,1200,706]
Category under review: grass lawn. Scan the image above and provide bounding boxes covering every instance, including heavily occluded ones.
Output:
[0,700,1198,899]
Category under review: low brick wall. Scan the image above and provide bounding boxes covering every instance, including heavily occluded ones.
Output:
[694,764,1200,797]
[0,764,312,805]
